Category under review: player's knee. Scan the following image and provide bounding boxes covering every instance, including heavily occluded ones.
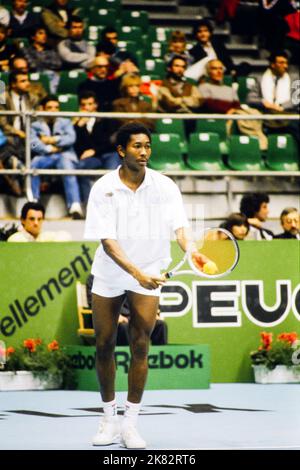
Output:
[95,337,115,361]
[131,337,149,361]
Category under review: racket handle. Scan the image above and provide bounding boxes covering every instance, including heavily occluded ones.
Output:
[165,272,173,279]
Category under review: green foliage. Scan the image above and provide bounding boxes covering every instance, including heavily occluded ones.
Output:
[250,332,300,371]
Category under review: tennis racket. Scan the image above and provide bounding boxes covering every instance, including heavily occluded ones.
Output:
[165,228,239,279]
[0,340,6,370]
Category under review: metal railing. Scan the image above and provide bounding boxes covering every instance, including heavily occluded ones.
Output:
[0,110,299,202]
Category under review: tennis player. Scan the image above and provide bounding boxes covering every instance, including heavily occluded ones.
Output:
[84,122,206,449]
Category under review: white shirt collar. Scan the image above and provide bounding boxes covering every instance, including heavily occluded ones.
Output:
[113,165,152,192]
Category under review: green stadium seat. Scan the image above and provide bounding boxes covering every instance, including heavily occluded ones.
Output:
[155,118,187,154]
[0,72,9,86]
[223,75,233,86]
[86,8,116,26]
[96,0,121,12]
[85,25,106,41]
[143,41,168,59]
[266,134,299,171]
[121,10,149,30]
[148,26,172,43]
[140,59,166,78]
[149,134,187,171]
[237,76,257,103]
[196,119,228,153]
[58,94,78,112]
[187,133,226,171]
[228,135,264,170]
[29,72,50,93]
[57,70,87,95]
[118,26,143,43]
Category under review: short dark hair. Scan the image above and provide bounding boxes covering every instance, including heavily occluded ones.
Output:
[101,26,118,40]
[280,207,298,222]
[193,19,213,37]
[269,50,289,64]
[21,202,45,220]
[8,70,28,87]
[220,213,249,234]
[240,193,270,218]
[79,90,98,103]
[30,25,47,40]
[67,15,84,29]
[96,40,116,55]
[39,94,59,108]
[167,54,188,69]
[116,122,152,148]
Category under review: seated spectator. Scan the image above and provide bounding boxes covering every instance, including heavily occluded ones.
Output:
[78,56,121,111]
[58,16,95,70]
[157,55,203,113]
[10,56,48,101]
[74,91,120,204]
[274,207,300,239]
[41,0,79,43]
[7,201,72,242]
[0,7,10,27]
[9,0,40,39]
[23,26,62,93]
[247,50,299,147]
[86,274,168,346]
[0,70,40,195]
[240,193,274,240]
[30,95,83,219]
[0,24,18,72]
[112,73,155,132]
[100,26,119,47]
[164,30,193,66]
[220,212,250,240]
[189,19,235,74]
[199,59,267,149]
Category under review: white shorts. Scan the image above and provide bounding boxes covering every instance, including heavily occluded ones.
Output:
[91,260,162,298]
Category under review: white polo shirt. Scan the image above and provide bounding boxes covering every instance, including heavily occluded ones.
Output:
[84,166,189,278]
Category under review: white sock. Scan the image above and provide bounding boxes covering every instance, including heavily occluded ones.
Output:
[123,400,141,426]
[102,399,117,418]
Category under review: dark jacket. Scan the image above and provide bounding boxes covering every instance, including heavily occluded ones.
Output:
[78,77,121,111]
[9,11,40,38]
[189,37,234,73]
[74,119,113,158]
[274,231,300,239]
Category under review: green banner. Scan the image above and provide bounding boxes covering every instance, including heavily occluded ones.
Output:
[0,241,299,382]
[66,344,210,391]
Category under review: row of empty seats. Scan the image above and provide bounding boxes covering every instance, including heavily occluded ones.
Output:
[149,133,299,172]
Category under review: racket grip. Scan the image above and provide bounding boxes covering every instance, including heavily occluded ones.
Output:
[165,272,173,279]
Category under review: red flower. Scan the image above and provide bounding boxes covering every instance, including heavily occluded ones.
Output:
[23,339,36,353]
[34,338,42,346]
[277,332,298,345]
[6,347,15,357]
[260,332,273,350]
[48,340,59,352]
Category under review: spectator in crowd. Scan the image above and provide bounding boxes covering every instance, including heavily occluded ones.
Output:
[189,19,234,74]
[96,40,139,80]
[258,0,294,53]
[10,56,48,101]
[74,91,120,204]
[78,56,121,111]
[9,0,40,39]
[157,55,203,113]
[199,59,268,149]
[274,207,300,239]
[41,0,79,43]
[0,70,40,172]
[100,26,119,46]
[58,16,95,70]
[0,24,18,72]
[240,193,274,240]
[220,212,250,240]
[247,50,299,147]
[86,274,168,346]
[7,201,72,242]
[284,4,300,64]
[164,30,193,66]
[30,95,83,219]
[112,73,155,132]
[23,26,62,93]
[0,6,10,27]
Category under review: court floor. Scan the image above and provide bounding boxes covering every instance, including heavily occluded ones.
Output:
[0,384,299,450]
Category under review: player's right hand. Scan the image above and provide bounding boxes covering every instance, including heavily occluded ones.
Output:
[135,272,166,290]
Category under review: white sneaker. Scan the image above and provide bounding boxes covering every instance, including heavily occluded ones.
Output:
[121,421,146,449]
[69,202,83,220]
[92,416,120,446]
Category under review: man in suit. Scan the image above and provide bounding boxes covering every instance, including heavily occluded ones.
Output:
[30,94,83,219]
[74,90,119,203]
[189,19,235,74]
